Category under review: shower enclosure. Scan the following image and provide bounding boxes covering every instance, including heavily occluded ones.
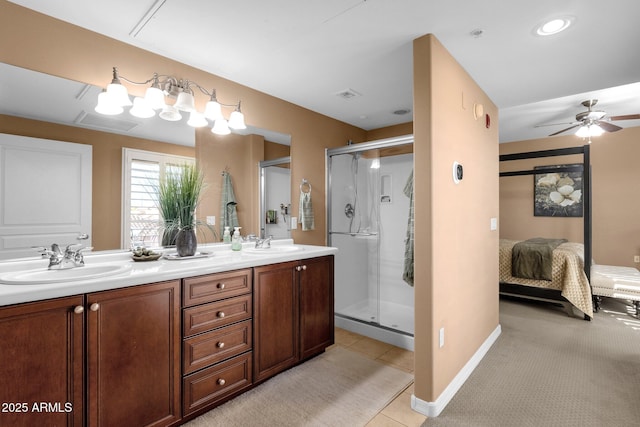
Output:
[327,136,414,350]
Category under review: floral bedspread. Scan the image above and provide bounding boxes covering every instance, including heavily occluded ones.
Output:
[499,239,593,318]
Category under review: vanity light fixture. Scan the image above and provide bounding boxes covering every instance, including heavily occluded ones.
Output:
[95,67,246,135]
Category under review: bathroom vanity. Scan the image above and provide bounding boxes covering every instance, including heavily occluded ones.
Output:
[0,240,336,426]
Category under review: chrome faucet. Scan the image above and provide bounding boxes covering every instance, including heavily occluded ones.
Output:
[37,243,92,269]
[255,236,273,249]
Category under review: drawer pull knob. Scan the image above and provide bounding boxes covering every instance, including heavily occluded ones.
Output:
[74,305,84,314]
[217,341,225,349]
[217,311,225,318]
[90,303,100,312]
[217,283,225,290]
[217,378,226,386]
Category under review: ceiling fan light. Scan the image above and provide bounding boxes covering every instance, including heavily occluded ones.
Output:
[212,118,231,135]
[576,123,604,138]
[173,91,196,112]
[95,91,123,115]
[159,104,182,121]
[129,97,156,118]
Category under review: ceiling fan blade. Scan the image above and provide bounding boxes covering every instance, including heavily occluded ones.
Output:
[609,114,640,121]
[549,124,581,136]
[597,121,623,132]
[535,121,577,128]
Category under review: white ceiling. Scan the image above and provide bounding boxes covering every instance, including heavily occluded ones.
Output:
[7,0,640,143]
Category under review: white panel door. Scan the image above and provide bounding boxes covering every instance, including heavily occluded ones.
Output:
[0,134,92,260]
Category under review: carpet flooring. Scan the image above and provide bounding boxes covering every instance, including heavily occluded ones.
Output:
[425,297,640,427]
[184,346,413,426]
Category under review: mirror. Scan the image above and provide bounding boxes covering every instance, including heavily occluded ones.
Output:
[260,157,292,240]
[0,62,291,259]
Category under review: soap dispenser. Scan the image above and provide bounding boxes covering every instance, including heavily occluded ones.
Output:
[223,226,231,243]
[231,227,242,251]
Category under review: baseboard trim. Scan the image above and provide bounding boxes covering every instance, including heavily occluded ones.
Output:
[411,323,502,418]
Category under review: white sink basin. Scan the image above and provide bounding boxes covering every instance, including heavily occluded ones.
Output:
[0,264,131,285]
[243,246,303,255]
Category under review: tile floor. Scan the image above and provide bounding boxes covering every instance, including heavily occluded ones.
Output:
[331,327,427,427]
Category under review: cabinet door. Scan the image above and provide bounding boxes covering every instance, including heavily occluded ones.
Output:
[299,256,335,360]
[0,295,84,427]
[87,280,180,427]
[253,261,299,383]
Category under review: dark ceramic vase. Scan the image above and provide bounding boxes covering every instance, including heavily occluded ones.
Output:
[161,227,178,247]
[175,228,197,257]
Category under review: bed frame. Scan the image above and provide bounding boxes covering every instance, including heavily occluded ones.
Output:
[499,146,592,320]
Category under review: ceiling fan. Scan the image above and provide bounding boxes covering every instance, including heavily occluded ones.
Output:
[539,99,640,137]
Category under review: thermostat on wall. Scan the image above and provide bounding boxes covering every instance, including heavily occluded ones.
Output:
[452,161,463,184]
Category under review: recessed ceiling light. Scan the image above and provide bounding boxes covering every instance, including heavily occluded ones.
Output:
[535,16,574,36]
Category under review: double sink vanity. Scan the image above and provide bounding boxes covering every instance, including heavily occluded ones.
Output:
[0,239,336,426]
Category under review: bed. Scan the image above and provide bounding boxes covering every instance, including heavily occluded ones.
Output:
[499,239,593,318]
[499,146,593,320]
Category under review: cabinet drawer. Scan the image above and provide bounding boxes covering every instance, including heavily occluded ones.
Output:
[183,320,252,375]
[183,268,252,307]
[183,294,252,337]
[183,352,252,416]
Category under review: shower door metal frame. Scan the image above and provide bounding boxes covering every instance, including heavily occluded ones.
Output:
[326,134,414,332]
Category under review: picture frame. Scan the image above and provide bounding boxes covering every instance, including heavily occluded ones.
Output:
[533,164,583,217]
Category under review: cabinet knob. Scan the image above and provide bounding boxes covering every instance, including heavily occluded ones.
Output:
[217,378,226,386]
[217,311,225,318]
[217,283,226,290]
[302,265,307,271]
[296,266,301,272]
[217,341,225,349]
[74,305,84,314]
[90,302,100,312]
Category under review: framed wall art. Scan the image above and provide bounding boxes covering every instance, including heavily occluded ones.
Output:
[534,164,583,217]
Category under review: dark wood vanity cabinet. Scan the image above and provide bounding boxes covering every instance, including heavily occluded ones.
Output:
[87,280,181,427]
[181,269,253,418]
[253,255,334,383]
[0,280,180,427]
[0,295,85,427]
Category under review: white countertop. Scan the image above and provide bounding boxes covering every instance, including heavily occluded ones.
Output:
[0,240,337,307]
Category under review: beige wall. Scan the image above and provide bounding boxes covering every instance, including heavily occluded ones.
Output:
[413,35,499,402]
[500,127,640,267]
[0,0,367,247]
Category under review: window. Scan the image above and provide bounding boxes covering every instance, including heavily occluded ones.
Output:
[122,148,194,249]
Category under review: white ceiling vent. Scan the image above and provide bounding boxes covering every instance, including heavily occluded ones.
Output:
[75,111,140,132]
[335,88,362,100]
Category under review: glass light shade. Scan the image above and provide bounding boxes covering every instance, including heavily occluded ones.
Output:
[204,100,223,120]
[212,118,231,135]
[159,105,182,121]
[106,82,132,107]
[575,124,604,138]
[228,110,246,130]
[187,111,208,127]
[370,158,380,169]
[173,91,195,112]
[129,97,155,118]
[95,91,124,115]
[144,86,165,110]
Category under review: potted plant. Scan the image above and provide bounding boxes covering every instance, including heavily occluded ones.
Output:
[158,163,212,256]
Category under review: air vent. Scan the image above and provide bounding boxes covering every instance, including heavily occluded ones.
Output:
[75,111,139,132]
[335,88,361,100]
[393,109,411,116]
